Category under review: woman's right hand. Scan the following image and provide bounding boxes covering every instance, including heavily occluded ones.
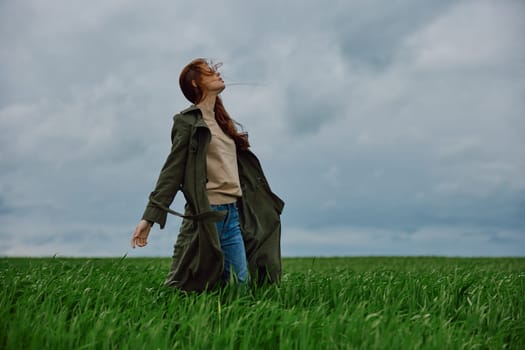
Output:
[131,220,153,248]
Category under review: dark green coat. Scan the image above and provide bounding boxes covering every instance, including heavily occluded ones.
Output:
[142,105,284,291]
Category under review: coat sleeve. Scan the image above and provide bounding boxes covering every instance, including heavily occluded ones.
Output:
[141,116,191,229]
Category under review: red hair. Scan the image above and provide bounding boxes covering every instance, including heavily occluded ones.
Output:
[179,58,250,151]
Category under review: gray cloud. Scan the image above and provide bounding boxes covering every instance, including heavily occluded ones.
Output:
[0,196,13,216]
[1,0,524,257]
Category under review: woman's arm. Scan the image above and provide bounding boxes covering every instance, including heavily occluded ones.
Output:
[141,116,192,228]
[130,116,191,248]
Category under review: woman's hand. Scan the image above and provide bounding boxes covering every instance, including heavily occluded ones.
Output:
[131,220,153,248]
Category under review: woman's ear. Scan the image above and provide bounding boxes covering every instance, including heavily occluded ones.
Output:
[191,80,198,88]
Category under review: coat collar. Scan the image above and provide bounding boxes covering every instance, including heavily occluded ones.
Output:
[179,105,208,128]
[180,104,200,115]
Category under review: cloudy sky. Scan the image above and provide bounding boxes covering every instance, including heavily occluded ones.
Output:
[1,0,524,257]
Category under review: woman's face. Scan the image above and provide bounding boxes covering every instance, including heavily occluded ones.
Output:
[197,63,225,95]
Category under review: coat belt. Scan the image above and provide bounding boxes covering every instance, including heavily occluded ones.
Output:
[149,197,226,222]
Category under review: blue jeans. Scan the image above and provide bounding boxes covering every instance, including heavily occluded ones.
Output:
[210,202,249,283]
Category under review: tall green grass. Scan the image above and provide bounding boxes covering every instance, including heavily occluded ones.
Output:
[1,257,524,349]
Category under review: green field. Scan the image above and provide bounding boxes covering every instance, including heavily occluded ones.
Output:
[1,257,524,349]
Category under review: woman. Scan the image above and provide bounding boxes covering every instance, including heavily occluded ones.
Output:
[131,58,284,292]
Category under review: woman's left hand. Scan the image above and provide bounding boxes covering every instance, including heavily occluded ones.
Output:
[131,220,152,248]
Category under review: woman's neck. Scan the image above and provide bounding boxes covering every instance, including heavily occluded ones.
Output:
[197,94,217,114]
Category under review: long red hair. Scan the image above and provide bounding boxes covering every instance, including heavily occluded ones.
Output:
[179,58,250,151]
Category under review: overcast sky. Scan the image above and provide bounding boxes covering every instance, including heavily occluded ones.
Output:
[1,0,524,257]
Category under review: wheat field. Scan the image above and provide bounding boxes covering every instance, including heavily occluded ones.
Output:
[1,257,523,349]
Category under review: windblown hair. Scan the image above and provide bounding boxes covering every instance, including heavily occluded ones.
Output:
[179,58,250,151]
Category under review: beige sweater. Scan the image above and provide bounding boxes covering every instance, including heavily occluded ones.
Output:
[198,105,242,205]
